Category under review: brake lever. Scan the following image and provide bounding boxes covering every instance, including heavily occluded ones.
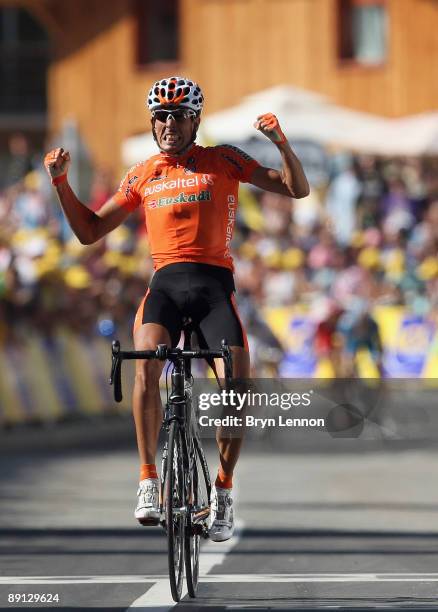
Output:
[110,340,123,402]
[221,339,233,389]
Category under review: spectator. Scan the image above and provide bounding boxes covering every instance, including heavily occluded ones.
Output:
[325,153,361,246]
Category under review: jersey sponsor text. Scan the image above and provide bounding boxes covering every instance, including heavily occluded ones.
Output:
[225,195,236,258]
[148,190,212,209]
[145,174,214,196]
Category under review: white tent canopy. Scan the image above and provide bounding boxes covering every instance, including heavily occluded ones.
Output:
[121,131,159,165]
[122,85,438,167]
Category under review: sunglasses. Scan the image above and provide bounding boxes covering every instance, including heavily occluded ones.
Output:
[152,109,196,123]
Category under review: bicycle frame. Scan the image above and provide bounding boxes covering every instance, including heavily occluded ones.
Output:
[109,332,233,600]
[109,333,232,527]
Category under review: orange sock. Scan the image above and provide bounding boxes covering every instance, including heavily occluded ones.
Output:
[215,467,233,489]
[140,464,158,481]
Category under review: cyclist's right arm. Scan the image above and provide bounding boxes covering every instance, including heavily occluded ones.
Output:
[56,185,130,245]
[44,147,131,244]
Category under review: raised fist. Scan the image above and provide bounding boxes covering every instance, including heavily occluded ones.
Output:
[44,147,71,182]
[254,113,287,145]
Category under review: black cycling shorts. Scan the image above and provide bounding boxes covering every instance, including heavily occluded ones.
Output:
[133,262,248,350]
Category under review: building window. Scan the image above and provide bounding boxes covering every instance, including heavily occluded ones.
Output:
[338,0,388,66]
[136,0,179,66]
[0,7,49,113]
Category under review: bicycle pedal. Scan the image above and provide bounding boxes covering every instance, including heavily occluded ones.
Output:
[137,517,160,527]
[191,523,204,536]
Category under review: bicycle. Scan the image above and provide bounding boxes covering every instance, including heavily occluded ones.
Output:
[109,320,233,601]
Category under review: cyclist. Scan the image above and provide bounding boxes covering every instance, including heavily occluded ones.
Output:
[44,76,309,542]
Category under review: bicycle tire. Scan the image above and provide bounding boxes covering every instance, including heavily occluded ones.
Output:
[185,435,211,597]
[185,456,201,597]
[195,436,212,502]
[165,419,185,602]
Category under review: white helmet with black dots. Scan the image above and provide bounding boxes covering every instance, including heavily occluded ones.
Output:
[147,76,204,114]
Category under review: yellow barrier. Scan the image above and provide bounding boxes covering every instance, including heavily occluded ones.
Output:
[1,307,437,425]
[263,304,438,379]
[0,330,132,426]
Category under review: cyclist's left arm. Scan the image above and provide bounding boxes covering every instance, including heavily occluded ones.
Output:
[249,113,310,199]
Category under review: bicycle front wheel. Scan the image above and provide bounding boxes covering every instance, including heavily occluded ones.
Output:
[165,420,185,602]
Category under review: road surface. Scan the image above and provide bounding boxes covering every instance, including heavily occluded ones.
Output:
[1,417,438,611]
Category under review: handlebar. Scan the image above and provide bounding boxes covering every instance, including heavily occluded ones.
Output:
[110,339,233,402]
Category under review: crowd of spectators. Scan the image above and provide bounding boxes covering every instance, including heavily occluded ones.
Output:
[1,134,438,374]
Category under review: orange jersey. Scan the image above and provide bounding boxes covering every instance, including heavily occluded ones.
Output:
[113,144,259,271]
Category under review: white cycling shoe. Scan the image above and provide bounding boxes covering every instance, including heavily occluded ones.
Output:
[209,485,234,542]
[135,478,160,525]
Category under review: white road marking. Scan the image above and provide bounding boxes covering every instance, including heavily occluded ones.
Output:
[194,573,438,582]
[125,519,245,609]
[0,576,166,584]
[127,579,175,610]
[4,572,438,585]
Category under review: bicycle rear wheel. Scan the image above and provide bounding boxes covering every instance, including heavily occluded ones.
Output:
[185,438,211,597]
[165,420,185,602]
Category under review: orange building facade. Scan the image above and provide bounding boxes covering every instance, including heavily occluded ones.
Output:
[1,0,437,172]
